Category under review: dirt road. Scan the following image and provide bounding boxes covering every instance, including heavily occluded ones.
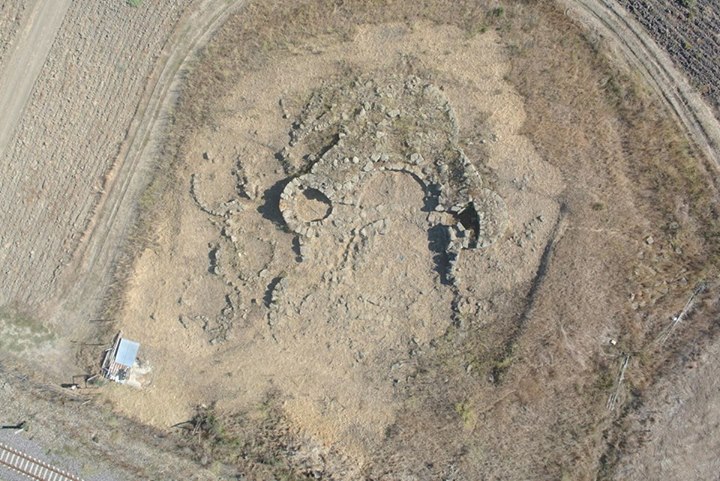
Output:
[559,2,720,478]
[54,0,245,344]
[618,0,720,119]
[0,1,245,372]
[0,1,187,316]
[562,0,720,170]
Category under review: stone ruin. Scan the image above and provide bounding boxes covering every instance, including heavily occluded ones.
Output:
[188,74,508,342]
[276,75,507,281]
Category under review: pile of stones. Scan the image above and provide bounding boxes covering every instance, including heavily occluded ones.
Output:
[277,74,507,275]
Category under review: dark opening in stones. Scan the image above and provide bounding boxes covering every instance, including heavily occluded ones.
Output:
[208,243,221,275]
[456,203,480,248]
[295,187,332,223]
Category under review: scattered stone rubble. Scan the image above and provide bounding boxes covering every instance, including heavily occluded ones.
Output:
[277,75,507,280]
[268,276,289,326]
[190,173,243,218]
[189,74,508,334]
[179,294,236,344]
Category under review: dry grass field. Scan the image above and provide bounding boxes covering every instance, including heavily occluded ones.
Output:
[1,1,719,480]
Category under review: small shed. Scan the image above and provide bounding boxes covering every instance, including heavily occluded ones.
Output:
[101,333,140,383]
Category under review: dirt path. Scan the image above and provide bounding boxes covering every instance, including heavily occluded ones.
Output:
[54,0,246,344]
[561,0,720,170]
[617,0,720,119]
[0,0,70,160]
[0,1,189,313]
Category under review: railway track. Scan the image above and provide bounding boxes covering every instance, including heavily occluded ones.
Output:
[0,443,83,481]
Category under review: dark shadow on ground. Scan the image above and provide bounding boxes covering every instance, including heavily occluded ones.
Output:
[491,203,567,384]
[292,236,302,262]
[263,276,284,307]
[257,178,292,230]
[427,224,452,286]
[420,182,441,213]
[456,204,480,248]
[208,243,220,274]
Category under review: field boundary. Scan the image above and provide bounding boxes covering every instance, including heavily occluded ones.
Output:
[54,0,246,327]
[562,0,720,169]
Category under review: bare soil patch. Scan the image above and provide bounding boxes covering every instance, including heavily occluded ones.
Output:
[612,313,720,481]
[0,0,188,309]
[91,1,720,479]
[0,0,240,382]
[105,22,543,467]
[0,1,27,71]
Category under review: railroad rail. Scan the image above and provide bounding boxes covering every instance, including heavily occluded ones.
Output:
[0,442,83,481]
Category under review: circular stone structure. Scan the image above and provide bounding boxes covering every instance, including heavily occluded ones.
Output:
[277,74,507,256]
[279,173,336,237]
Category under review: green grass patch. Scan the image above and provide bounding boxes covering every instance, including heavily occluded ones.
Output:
[0,306,54,353]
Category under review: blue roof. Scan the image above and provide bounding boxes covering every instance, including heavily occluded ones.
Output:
[115,339,140,367]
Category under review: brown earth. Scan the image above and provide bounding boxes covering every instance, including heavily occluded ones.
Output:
[0,0,719,480]
[0,1,244,479]
[0,0,241,376]
[104,23,560,466]
[0,0,70,161]
[556,2,720,479]
[0,1,28,72]
[564,0,720,173]
[0,357,221,481]
[618,0,720,119]
[0,0,191,375]
[0,0,186,308]
[613,330,720,481]
[96,0,720,479]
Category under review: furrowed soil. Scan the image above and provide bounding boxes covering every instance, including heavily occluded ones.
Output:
[93,1,720,480]
[0,0,191,376]
[0,1,28,71]
[0,0,239,377]
[0,0,187,308]
[618,0,720,119]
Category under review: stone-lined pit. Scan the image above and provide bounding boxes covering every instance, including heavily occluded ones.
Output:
[295,187,332,222]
